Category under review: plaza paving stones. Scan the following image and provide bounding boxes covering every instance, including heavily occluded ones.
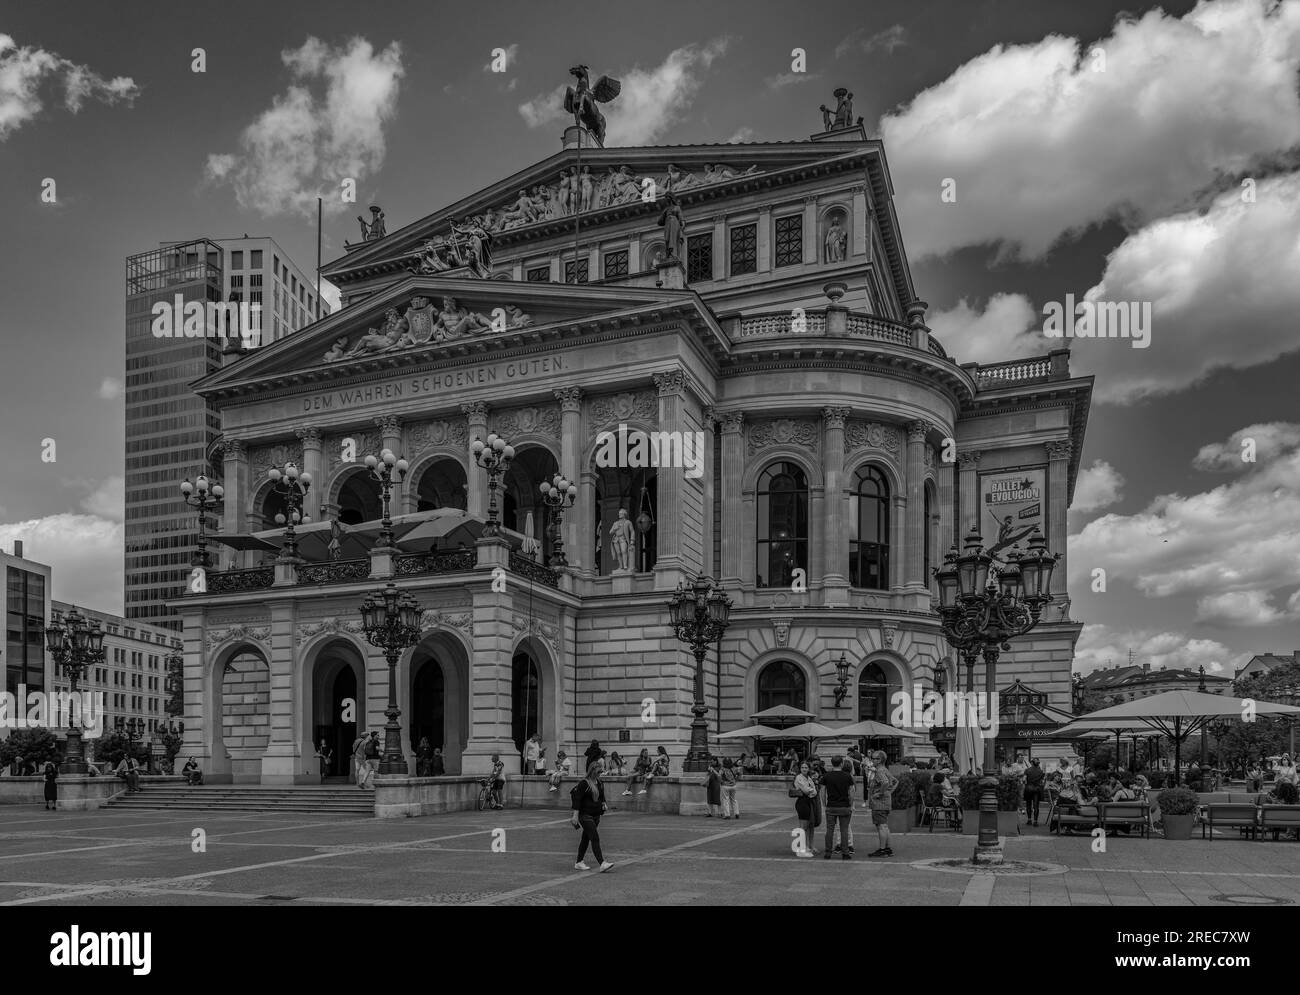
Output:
[1,802,1299,906]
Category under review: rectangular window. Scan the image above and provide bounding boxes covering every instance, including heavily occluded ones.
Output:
[686,234,712,283]
[603,249,629,279]
[564,258,589,284]
[230,251,243,270]
[250,250,263,268]
[774,214,802,267]
[526,266,549,283]
[730,224,757,275]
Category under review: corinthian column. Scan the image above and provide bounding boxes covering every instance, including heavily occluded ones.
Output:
[719,412,745,587]
[652,369,686,588]
[221,437,248,567]
[1045,439,1072,603]
[822,407,850,605]
[294,428,322,517]
[462,402,489,519]
[554,387,584,570]
[373,416,404,513]
[904,420,932,591]
[957,450,982,538]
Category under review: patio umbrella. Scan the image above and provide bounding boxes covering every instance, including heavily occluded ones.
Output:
[1056,689,1300,785]
[833,720,923,739]
[750,704,814,724]
[210,533,280,552]
[717,724,783,739]
[954,721,983,775]
[397,509,486,550]
[771,722,840,739]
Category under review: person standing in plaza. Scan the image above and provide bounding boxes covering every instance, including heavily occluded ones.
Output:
[416,736,432,777]
[820,756,855,860]
[704,756,723,817]
[865,750,897,858]
[315,739,334,783]
[430,747,445,777]
[42,760,57,810]
[488,753,506,809]
[524,733,541,775]
[571,760,614,872]
[720,757,740,819]
[351,732,369,788]
[362,731,381,789]
[1023,758,1045,826]
[792,761,819,857]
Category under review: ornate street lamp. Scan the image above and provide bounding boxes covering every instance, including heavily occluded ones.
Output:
[179,473,224,568]
[471,433,515,537]
[833,651,851,708]
[365,448,409,549]
[537,473,577,567]
[359,582,423,774]
[668,574,732,771]
[267,461,312,559]
[44,607,105,774]
[932,524,1058,864]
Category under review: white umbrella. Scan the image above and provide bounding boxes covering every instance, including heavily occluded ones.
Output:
[750,704,814,723]
[718,724,783,739]
[834,720,923,739]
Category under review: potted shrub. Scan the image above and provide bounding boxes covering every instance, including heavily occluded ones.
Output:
[887,771,921,833]
[958,774,1023,835]
[1157,787,1198,840]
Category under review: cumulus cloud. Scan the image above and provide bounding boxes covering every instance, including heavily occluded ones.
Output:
[517,38,731,145]
[80,476,124,521]
[0,515,124,614]
[1070,171,1300,403]
[835,25,908,59]
[925,292,1040,365]
[0,32,138,139]
[1070,424,1300,626]
[881,0,1300,259]
[97,376,123,401]
[1194,422,1300,471]
[727,126,756,143]
[1074,623,1244,675]
[1072,460,1125,512]
[205,36,404,218]
[766,72,821,90]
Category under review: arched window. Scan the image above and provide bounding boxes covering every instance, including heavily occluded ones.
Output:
[757,660,806,712]
[594,467,657,575]
[849,465,889,590]
[415,459,467,512]
[756,462,808,589]
[858,662,889,722]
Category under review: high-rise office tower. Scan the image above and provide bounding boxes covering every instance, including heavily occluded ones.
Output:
[124,237,327,630]
[2,540,51,698]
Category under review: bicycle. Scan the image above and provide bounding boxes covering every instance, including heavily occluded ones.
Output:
[477,777,492,811]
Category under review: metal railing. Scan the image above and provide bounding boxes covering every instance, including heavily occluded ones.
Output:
[394,549,476,576]
[295,558,370,585]
[508,552,561,589]
[205,566,274,594]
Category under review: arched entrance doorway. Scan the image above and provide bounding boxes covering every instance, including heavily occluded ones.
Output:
[411,657,444,769]
[222,649,271,783]
[407,632,469,774]
[512,649,541,752]
[307,639,366,784]
[858,660,906,762]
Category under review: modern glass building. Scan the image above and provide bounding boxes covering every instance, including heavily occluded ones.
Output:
[2,541,51,697]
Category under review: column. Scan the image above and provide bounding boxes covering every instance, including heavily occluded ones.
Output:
[701,408,717,580]
[462,402,489,519]
[373,416,404,517]
[293,428,321,523]
[554,387,583,570]
[851,186,868,258]
[822,407,850,605]
[757,207,772,272]
[711,214,725,281]
[220,437,249,568]
[803,196,818,264]
[937,455,956,552]
[889,495,906,590]
[652,369,686,588]
[957,451,982,538]
[1046,439,1072,603]
[579,469,598,578]
[905,420,931,590]
[718,412,744,587]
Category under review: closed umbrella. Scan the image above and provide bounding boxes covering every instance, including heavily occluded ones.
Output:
[954,721,983,775]
[521,511,541,562]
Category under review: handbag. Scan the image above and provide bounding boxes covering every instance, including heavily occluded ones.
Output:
[788,784,801,798]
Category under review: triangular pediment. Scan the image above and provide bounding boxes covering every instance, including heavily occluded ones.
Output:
[325,139,888,284]
[193,276,722,401]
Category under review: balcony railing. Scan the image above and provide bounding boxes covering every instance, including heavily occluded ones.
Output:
[973,357,1055,388]
[296,558,370,585]
[394,549,476,576]
[736,312,826,338]
[509,553,561,589]
[205,566,274,594]
[845,313,912,346]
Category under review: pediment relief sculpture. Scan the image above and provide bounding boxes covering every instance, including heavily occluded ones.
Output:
[323,295,534,363]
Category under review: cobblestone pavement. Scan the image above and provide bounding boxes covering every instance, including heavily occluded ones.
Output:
[1,795,1297,907]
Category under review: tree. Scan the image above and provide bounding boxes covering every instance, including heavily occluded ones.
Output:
[0,728,60,770]
[1071,672,1108,715]
[160,731,183,767]
[93,730,146,767]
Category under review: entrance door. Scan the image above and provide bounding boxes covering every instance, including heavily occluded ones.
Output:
[411,658,445,763]
[314,666,356,781]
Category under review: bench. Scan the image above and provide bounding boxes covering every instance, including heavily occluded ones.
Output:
[1098,801,1150,839]
[1200,803,1259,839]
[1050,805,1100,834]
[1259,805,1300,841]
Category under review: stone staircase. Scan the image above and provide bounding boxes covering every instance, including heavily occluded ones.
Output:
[107,784,375,817]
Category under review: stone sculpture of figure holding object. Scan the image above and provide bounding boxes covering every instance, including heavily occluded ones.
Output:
[825,218,847,262]
[433,295,492,340]
[657,191,684,261]
[357,205,386,240]
[609,509,635,572]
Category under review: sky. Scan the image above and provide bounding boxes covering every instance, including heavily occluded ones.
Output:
[0,0,1298,676]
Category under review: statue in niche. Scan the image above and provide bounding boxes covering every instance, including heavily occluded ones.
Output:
[657,191,684,261]
[556,168,571,216]
[609,509,635,572]
[357,205,386,241]
[563,64,621,146]
[578,166,593,213]
[433,295,492,340]
[825,216,847,262]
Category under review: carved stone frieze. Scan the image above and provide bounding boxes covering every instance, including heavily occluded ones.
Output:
[844,420,902,456]
[747,417,820,457]
[205,624,271,652]
[408,419,468,453]
[493,404,561,441]
[589,390,658,427]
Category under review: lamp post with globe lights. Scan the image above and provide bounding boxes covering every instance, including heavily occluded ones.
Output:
[267,461,311,559]
[365,448,409,549]
[537,473,577,567]
[179,473,224,568]
[932,525,1058,864]
[44,607,105,774]
[668,575,732,772]
[471,433,515,537]
[359,583,423,774]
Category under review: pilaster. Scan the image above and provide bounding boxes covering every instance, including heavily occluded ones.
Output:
[555,387,584,571]
[821,407,850,605]
[905,420,932,590]
[462,402,489,519]
[718,411,745,587]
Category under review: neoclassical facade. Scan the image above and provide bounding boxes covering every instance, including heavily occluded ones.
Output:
[173,102,1090,782]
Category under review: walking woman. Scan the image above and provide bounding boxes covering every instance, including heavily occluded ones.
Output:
[792,761,818,857]
[43,760,58,811]
[570,761,614,872]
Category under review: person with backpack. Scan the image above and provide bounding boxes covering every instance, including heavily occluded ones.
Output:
[720,757,740,819]
[570,761,614,872]
[864,750,897,858]
[1023,758,1045,826]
